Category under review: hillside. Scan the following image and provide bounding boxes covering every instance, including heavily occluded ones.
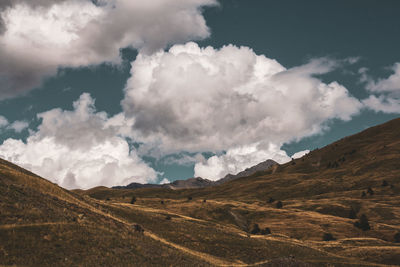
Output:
[80,117,400,266]
[1,118,400,266]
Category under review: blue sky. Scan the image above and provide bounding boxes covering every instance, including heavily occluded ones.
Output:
[0,0,399,189]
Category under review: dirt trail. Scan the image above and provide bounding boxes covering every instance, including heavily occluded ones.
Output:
[78,200,239,266]
[0,222,71,230]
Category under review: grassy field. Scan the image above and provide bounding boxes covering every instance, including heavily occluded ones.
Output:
[1,118,400,266]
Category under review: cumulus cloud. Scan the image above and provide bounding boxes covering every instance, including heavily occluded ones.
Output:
[291,150,310,159]
[0,93,157,189]
[7,120,29,133]
[361,63,400,113]
[0,0,216,98]
[0,115,8,128]
[124,42,361,153]
[123,42,362,179]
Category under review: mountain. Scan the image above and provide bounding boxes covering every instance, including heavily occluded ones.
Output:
[80,117,400,266]
[215,159,278,185]
[113,160,278,190]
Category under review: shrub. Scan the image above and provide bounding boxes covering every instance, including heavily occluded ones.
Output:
[267,197,275,203]
[322,233,335,241]
[187,196,193,201]
[361,191,366,197]
[106,197,110,201]
[203,199,207,203]
[354,214,370,231]
[394,232,400,243]
[160,200,164,205]
[381,180,389,187]
[276,201,283,209]
[250,224,261,235]
[349,208,357,219]
[260,227,271,235]
[133,224,144,233]
[130,196,136,204]
[165,215,171,221]
[367,187,374,195]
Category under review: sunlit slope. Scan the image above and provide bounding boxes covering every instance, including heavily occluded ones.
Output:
[0,158,210,266]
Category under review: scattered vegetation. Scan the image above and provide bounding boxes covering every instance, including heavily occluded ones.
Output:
[367,187,374,195]
[250,224,261,234]
[394,232,400,243]
[322,233,335,241]
[354,214,371,231]
[130,196,136,204]
[276,201,283,209]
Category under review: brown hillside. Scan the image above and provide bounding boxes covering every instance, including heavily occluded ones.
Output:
[80,118,400,266]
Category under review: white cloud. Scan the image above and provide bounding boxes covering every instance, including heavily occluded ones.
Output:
[0,93,157,189]
[0,0,216,98]
[366,63,400,93]
[291,150,310,159]
[0,115,8,128]
[362,95,400,113]
[361,63,400,113]
[7,120,28,133]
[122,42,362,179]
[159,178,170,185]
[194,143,291,181]
[123,42,361,153]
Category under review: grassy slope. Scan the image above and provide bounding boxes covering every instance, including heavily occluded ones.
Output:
[0,158,211,266]
[81,118,400,266]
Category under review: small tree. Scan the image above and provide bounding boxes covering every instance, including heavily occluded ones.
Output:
[260,227,271,235]
[130,196,136,204]
[367,187,374,195]
[394,232,400,243]
[250,224,261,235]
[203,199,207,203]
[267,197,275,203]
[361,191,366,197]
[381,180,389,187]
[187,196,193,201]
[160,200,164,205]
[322,233,335,241]
[165,215,172,221]
[354,214,370,231]
[276,201,283,209]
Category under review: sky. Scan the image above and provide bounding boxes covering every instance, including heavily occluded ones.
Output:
[0,0,399,189]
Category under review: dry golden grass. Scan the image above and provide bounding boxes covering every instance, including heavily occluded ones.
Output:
[1,118,400,266]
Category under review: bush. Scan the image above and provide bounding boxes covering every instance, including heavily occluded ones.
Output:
[187,196,193,201]
[130,196,136,204]
[354,214,370,231]
[361,191,366,197]
[267,197,275,203]
[133,224,144,233]
[203,199,207,203]
[322,233,335,241]
[367,187,374,195]
[165,215,171,221]
[276,201,283,209]
[394,232,400,243]
[260,227,271,235]
[250,224,261,235]
[349,208,357,219]
[160,200,164,205]
[382,180,389,187]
